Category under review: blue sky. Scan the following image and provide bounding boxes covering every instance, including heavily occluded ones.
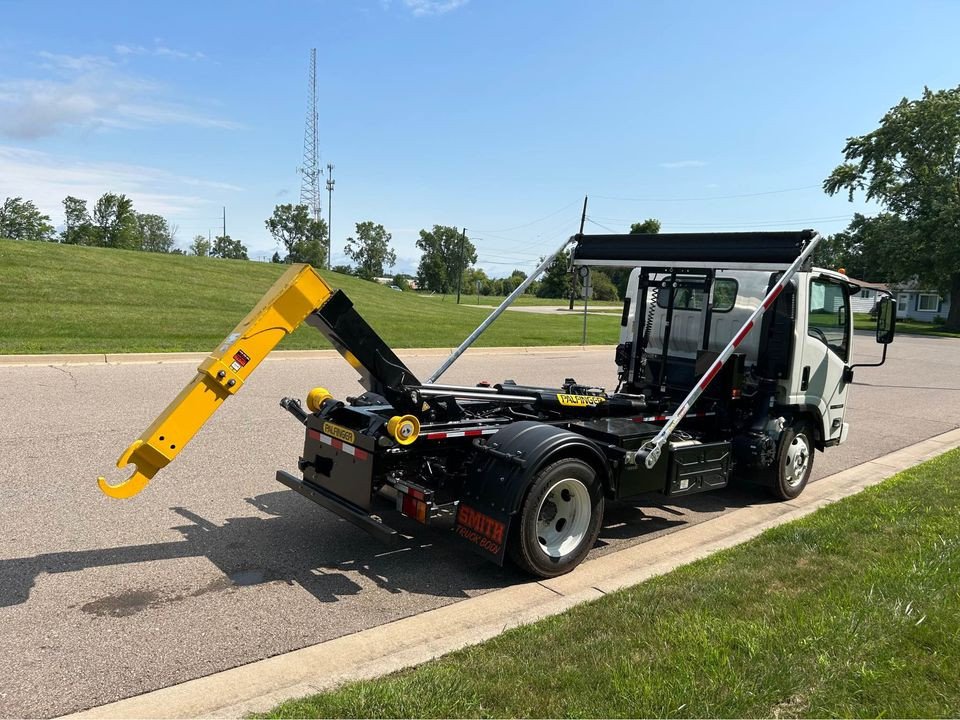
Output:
[1,0,958,275]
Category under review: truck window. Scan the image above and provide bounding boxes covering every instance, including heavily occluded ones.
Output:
[808,279,848,360]
[656,278,737,312]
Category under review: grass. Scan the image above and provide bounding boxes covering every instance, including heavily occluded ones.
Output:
[262,448,960,719]
[443,294,622,308]
[853,312,960,339]
[0,239,621,354]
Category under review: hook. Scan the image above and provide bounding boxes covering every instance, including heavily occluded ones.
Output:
[97,440,161,499]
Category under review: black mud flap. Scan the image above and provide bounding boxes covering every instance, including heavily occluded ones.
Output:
[454,420,609,565]
[454,502,510,564]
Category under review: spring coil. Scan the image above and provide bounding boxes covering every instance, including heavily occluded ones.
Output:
[643,285,659,346]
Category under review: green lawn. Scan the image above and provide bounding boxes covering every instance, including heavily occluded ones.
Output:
[853,312,960,339]
[263,448,960,719]
[0,239,621,353]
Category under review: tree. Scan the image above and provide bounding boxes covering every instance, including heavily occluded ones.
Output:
[536,249,573,298]
[60,196,96,245]
[391,274,411,291]
[265,203,328,267]
[415,225,477,293]
[211,234,248,260]
[590,270,619,301]
[824,85,960,330]
[344,221,397,280]
[630,218,662,234]
[0,197,54,241]
[92,192,138,249]
[271,251,282,263]
[331,264,354,275]
[136,213,175,253]
[189,235,211,256]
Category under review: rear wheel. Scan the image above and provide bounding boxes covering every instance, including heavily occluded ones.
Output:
[508,458,604,578]
[769,422,814,500]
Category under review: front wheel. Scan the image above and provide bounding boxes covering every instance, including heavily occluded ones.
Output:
[508,458,604,578]
[769,422,815,500]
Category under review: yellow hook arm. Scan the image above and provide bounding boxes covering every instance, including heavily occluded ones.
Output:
[98,264,334,499]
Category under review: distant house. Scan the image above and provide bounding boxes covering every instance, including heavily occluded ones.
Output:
[893,282,951,321]
[846,278,890,313]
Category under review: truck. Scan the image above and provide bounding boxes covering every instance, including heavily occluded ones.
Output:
[98,229,897,578]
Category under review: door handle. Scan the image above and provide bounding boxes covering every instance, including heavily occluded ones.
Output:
[801,365,810,391]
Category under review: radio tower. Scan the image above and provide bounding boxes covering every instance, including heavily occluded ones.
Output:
[298,48,322,262]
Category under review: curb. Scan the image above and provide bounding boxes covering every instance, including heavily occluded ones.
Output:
[0,345,613,367]
[62,427,960,719]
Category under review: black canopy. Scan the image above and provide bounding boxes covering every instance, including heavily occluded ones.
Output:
[572,230,815,266]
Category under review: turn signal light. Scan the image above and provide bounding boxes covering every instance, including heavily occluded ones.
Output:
[387,414,420,445]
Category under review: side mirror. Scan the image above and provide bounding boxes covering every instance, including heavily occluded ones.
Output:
[876,296,896,344]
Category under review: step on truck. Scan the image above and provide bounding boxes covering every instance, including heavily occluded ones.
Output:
[99,229,897,577]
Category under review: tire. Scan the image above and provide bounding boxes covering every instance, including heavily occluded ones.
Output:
[769,422,815,500]
[507,458,604,578]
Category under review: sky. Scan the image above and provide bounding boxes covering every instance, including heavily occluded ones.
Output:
[1,0,959,276]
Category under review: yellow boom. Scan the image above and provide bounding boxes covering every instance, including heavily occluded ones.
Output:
[97,264,333,499]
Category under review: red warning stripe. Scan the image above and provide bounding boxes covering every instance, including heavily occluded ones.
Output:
[307,429,369,461]
[732,320,754,348]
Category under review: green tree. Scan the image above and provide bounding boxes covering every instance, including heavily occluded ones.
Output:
[589,270,619,301]
[92,192,138,249]
[0,197,54,241]
[60,196,96,245]
[824,85,960,330]
[536,249,573,298]
[211,234,248,260]
[189,235,211,256]
[344,221,397,280]
[391,274,411,291]
[331,264,354,275]
[630,218,662,234]
[136,213,175,253]
[415,225,477,293]
[265,203,328,267]
[271,251,282,263]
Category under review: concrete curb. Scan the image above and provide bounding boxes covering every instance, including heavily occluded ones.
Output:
[62,427,960,719]
[0,345,613,367]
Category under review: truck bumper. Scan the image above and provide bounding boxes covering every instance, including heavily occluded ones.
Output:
[276,470,400,545]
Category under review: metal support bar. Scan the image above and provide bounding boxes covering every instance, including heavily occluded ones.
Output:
[427,235,578,384]
[637,233,823,469]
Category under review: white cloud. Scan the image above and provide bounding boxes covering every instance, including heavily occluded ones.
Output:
[114,42,206,61]
[0,51,231,139]
[0,145,241,226]
[403,0,468,16]
[659,160,708,169]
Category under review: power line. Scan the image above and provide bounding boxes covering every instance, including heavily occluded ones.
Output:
[471,199,581,233]
[591,184,822,203]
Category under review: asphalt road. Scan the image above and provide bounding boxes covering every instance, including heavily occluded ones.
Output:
[1,333,959,717]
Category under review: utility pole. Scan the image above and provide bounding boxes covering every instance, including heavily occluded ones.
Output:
[325,163,335,269]
[456,227,466,304]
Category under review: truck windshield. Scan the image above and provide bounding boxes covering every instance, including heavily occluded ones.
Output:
[656,278,737,312]
[808,279,849,360]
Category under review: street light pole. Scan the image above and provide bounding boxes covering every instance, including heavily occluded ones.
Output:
[325,163,335,269]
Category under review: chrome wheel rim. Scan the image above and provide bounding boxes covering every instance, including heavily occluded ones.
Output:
[536,477,591,558]
[784,433,811,488]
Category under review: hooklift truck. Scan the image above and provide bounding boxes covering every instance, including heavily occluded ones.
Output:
[98,229,897,578]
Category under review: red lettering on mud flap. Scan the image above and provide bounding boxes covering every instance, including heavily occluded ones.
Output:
[455,504,509,564]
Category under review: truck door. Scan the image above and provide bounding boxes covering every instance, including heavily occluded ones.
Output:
[801,277,852,444]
